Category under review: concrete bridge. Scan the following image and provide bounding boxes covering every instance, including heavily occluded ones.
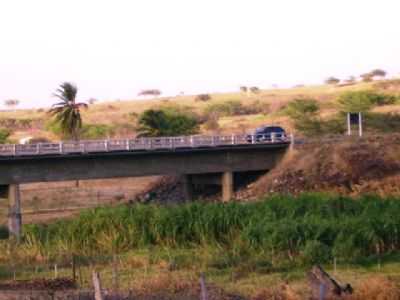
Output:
[0,134,291,239]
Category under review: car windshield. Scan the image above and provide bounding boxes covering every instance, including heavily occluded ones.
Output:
[255,126,285,134]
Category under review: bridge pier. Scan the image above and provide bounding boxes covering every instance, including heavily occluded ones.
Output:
[222,171,233,202]
[182,175,194,201]
[7,184,22,241]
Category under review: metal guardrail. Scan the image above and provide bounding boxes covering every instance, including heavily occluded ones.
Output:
[0,133,291,157]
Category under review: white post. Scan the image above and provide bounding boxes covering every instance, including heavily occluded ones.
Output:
[36,143,40,154]
[347,113,351,136]
[12,144,16,156]
[251,135,255,144]
[271,132,276,143]
[190,136,194,147]
[59,142,63,154]
[104,140,108,152]
[231,134,235,145]
[358,112,363,137]
[290,133,294,151]
[126,139,130,150]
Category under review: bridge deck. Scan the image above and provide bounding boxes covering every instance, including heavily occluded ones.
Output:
[0,134,290,158]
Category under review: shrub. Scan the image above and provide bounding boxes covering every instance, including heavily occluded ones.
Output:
[325,77,340,85]
[337,90,395,113]
[81,124,115,139]
[249,86,260,93]
[0,128,11,144]
[28,137,51,144]
[370,69,386,78]
[138,89,162,97]
[240,86,248,93]
[0,226,9,240]
[203,114,220,132]
[301,240,332,265]
[204,100,245,117]
[361,73,374,82]
[195,94,211,102]
[137,109,199,137]
[285,98,320,120]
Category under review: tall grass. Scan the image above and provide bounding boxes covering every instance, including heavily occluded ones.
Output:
[20,194,400,265]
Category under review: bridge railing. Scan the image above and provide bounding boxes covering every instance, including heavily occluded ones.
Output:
[0,133,290,157]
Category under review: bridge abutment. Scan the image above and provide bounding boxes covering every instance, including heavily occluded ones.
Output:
[7,184,22,241]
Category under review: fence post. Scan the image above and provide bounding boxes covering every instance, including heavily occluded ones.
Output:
[92,271,104,300]
[200,273,208,300]
[319,283,326,300]
[126,139,130,151]
[231,134,235,145]
[36,143,40,155]
[59,142,63,154]
[12,144,16,156]
[112,254,119,291]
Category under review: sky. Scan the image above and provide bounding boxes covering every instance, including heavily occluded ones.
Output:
[0,0,399,108]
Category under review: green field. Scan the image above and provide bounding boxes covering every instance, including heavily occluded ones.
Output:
[2,193,400,297]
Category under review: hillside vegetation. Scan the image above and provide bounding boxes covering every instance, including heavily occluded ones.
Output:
[2,79,400,142]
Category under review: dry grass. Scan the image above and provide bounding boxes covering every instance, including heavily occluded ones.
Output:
[0,81,388,141]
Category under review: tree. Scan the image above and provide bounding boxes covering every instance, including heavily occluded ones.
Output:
[344,76,356,84]
[249,86,260,93]
[4,99,19,110]
[195,94,211,102]
[325,77,340,85]
[338,90,395,113]
[137,109,199,137]
[48,82,88,140]
[360,73,374,82]
[337,91,375,112]
[88,98,98,105]
[240,86,248,93]
[0,128,10,144]
[284,99,324,136]
[370,69,386,78]
[138,89,162,97]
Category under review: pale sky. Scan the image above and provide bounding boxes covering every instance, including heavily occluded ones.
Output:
[0,0,399,108]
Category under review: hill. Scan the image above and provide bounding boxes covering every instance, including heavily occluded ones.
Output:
[2,79,400,142]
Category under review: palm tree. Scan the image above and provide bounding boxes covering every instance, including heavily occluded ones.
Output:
[49,82,88,140]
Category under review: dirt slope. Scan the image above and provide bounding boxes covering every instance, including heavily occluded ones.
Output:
[251,134,400,197]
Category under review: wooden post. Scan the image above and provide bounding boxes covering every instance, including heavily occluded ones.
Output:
[8,184,22,242]
[112,254,119,291]
[72,254,77,282]
[92,271,104,300]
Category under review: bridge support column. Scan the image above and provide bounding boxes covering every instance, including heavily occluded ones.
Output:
[222,171,233,202]
[8,184,22,241]
[182,175,194,201]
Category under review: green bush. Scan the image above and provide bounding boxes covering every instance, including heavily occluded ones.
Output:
[0,226,9,240]
[301,240,332,265]
[204,100,245,117]
[137,109,199,137]
[81,124,115,139]
[284,98,320,120]
[0,128,11,144]
[337,90,396,113]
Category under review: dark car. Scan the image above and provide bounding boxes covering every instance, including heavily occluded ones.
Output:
[246,125,286,143]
